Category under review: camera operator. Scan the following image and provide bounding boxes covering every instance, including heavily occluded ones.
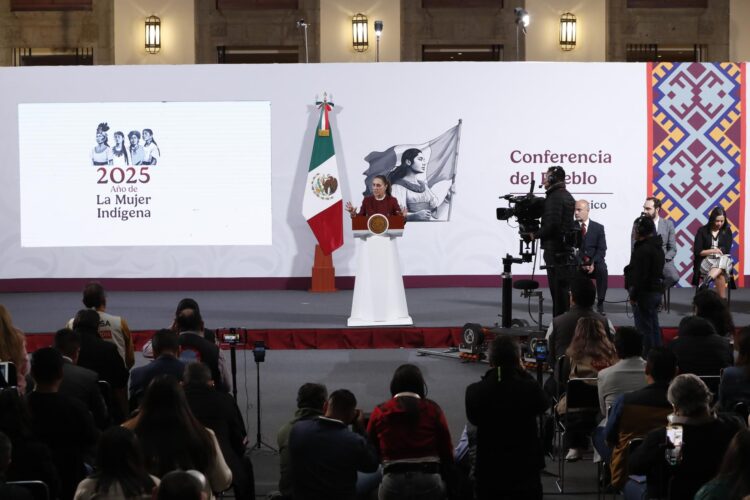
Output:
[625,216,665,356]
[529,166,576,318]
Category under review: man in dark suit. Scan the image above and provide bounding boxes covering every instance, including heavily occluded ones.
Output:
[575,199,608,314]
[53,328,109,429]
[128,329,185,411]
[73,309,129,422]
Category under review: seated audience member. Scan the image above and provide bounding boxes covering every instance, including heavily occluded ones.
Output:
[73,426,159,500]
[143,298,217,358]
[465,335,549,500]
[693,289,735,339]
[669,316,732,393]
[128,329,184,410]
[27,348,98,500]
[0,389,60,497]
[599,347,676,489]
[0,304,29,394]
[174,308,229,392]
[368,364,453,500]
[184,362,255,500]
[124,375,232,494]
[0,431,33,500]
[629,374,744,499]
[695,429,750,500]
[718,326,750,412]
[558,317,617,462]
[289,389,379,500]
[66,281,135,368]
[53,328,109,429]
[692,206,734,299]
[597,326,647,418]
[156,470,208,500]
[277,383,327,499]
[73,309,130,421]
[546,277,615,364]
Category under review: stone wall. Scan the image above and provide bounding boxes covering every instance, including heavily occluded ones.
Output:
[607,0,729,61]
[194,0,319,64]
[0,0,113,66]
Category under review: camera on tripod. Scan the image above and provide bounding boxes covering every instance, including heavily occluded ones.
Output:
[220,328,246,346]
[497,180,545,236]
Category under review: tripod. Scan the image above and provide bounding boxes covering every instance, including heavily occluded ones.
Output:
[251,344,277,452]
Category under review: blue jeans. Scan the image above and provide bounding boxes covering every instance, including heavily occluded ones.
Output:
[378,471,446,500]
[592,425,612,464]
[633,291,662,356]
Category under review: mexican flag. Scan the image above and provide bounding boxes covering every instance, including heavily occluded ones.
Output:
[302,98,343,255]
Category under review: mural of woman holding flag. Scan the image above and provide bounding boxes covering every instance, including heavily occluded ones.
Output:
[363,121,461,222]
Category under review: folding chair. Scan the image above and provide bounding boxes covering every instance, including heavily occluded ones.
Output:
[6,480,50,500]
[556,377,600,493]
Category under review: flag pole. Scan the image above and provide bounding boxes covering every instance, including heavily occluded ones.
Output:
[446,119,462,222]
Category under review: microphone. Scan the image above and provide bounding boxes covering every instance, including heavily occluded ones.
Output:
[527,179,535,195]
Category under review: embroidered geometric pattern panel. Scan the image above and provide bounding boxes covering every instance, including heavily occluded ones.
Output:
[649,62,745,286]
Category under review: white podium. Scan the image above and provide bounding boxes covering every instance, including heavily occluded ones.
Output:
[347,215,413,327]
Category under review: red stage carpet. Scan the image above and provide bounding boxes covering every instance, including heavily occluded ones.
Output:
[24,326,682,352]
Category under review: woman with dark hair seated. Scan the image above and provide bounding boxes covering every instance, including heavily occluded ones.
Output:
[367,364,453,500]
[123,376,232,495]
[695,429,750,500]
[693,206,734,299]
[466,335,549,500]
[718,326,750,412]
[74,426,158,499]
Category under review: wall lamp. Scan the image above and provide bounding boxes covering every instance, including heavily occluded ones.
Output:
[560,12,577,51]
[352,13,368,52]
[145,15,161,54]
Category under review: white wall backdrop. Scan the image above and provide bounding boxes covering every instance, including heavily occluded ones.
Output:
[0,62,650,279]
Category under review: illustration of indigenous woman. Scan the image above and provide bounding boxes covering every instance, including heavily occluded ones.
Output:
[388,148,451,221]
[112,131,130,167]
[91,122,113,166]
[142,128,160,165]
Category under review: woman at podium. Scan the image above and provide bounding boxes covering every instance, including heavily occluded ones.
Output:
[345,175,405,218]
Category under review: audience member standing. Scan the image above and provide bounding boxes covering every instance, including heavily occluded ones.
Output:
[184,362,255,500]
[598,347,676,489]
[128,329,185,410]
[465,335,549,500]
[73,426,159,500]
[0,305,29,393]
[625,216,665,356]
[26,348,99,500]
[289,389,379,500]
[124,376,232,494]
[368,364,453,500]
[73,309,129,421]
[629,374,743,499]
[53,328,109,429]
[277,383,327,499]
[66,282,135,369]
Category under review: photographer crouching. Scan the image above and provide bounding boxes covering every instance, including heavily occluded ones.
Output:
[528,166,576,318]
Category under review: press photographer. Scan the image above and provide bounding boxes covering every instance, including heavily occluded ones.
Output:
[528,166,576,317]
